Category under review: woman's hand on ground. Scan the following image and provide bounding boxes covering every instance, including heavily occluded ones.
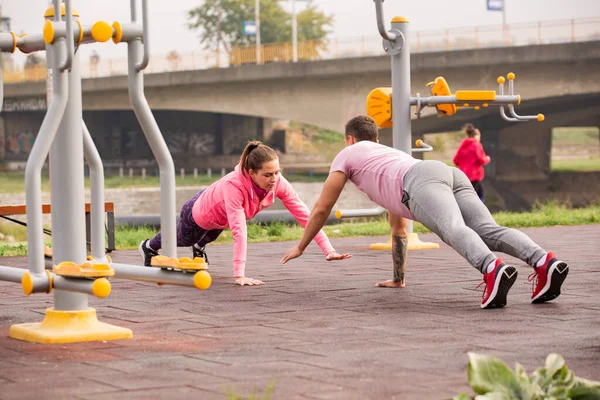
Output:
[375,279,405,288]
[234,276,264,286]
[325,251,352,261]
[280,245,304,264]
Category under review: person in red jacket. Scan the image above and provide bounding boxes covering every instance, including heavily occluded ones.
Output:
[453,123,491,202]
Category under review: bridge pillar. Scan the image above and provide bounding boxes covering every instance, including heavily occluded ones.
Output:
[491,123,551,182]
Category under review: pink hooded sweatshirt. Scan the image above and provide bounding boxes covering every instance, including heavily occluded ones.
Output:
[191,165,336,277]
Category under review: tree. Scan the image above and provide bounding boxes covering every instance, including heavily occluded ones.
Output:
[296,3,332,42]
[187,0,333,52]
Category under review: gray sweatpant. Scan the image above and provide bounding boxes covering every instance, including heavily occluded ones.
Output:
[403,160,546,273]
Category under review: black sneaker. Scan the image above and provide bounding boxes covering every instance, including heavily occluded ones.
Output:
[138,239,159,266]
[192,245,209,265]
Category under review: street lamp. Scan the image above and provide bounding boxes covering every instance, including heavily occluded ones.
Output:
[255,0,261,64]
[291,0,308,63]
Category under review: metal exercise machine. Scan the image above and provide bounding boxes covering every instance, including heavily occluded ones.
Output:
[336,0,544,251]
[0,0,210,344]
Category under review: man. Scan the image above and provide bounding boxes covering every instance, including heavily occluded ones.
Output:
[281,115,568,309]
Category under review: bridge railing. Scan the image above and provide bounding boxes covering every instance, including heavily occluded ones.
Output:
[2,17,599,83]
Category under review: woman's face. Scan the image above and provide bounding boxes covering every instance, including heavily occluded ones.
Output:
[249,159,280,191]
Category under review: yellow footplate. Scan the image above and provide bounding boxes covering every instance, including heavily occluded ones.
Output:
[53,262,115,278]
[150,256,208,272]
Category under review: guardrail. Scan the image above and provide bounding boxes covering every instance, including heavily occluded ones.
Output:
[2,17,599,83]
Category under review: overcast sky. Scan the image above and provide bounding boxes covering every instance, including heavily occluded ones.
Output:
[2,0,599,65]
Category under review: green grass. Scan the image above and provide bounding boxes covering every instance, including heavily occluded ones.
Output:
[1,202,598,257]
[551,158,600,172]
[0,171,328,194]
[552,127,599,146]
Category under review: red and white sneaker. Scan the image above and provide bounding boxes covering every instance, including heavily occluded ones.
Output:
[529,252,569,303]
[480,258,518,309]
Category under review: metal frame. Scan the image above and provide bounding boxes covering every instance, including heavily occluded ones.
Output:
[0,0,200,336]
[343,1,543,227]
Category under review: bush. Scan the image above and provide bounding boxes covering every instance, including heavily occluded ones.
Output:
[453,353,600,400]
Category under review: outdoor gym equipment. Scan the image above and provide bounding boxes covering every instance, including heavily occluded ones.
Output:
[336,0,544,251]
[0,0,210,344]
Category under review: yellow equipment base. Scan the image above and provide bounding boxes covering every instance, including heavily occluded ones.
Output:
[369,233,440,251]
[9,307,133,344]
[150,256,208,271]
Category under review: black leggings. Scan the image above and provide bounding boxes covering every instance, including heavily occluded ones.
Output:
[148,190,223,250]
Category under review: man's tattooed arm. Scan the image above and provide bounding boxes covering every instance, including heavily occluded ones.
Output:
[392,235,408,285]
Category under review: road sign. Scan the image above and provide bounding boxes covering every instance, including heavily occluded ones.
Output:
[243,21,256,36]
[487,0,503,11]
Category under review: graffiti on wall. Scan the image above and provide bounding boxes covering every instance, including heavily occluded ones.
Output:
[5,131,35,155]
[164,130,216,156]
[1,98,47,113]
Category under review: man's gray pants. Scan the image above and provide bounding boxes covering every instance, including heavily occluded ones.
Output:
[403,160,546,273]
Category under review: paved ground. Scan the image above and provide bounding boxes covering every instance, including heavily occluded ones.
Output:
[0,225,599,400]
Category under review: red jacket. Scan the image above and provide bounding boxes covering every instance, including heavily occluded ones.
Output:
[453,138,490,182]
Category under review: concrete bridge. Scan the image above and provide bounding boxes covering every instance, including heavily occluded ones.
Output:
[5,41,600,132]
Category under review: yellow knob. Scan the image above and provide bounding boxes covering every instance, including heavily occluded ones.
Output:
[497,76,505,84]
[507,72,516,80]
[415,139,423,147]
[43,20,54,44]
[112,21,123,44]
[463,103,469,107]
[193,270,212,290]
[21,272,34,296]
[474,106,480,110]
[92,278,112,298]
[335,209,342,219]
[91,21,114,43]
[483,103,489,108]
[391,16,409,23]
[537,114,545,122]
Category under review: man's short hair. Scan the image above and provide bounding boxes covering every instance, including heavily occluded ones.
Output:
[345,115,379,142]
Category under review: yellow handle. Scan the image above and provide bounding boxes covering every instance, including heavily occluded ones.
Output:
[91,21,114,43]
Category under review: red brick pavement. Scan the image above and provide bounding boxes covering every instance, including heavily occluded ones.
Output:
[0,225,598,399]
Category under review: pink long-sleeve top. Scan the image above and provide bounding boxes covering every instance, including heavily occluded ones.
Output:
[191,165,336,277]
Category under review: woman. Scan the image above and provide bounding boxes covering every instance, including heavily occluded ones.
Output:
[139,141,350,286]
[453,123,491,202]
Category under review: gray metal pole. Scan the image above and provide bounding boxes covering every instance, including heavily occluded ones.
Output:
[390,18,413,234]
[110,263,200,287]
[127,15,177,259]
[390,20,411,154]
[0,266,26,283]
[49,5,88,311]
[82,121,106,260]
[25,32,69,276]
